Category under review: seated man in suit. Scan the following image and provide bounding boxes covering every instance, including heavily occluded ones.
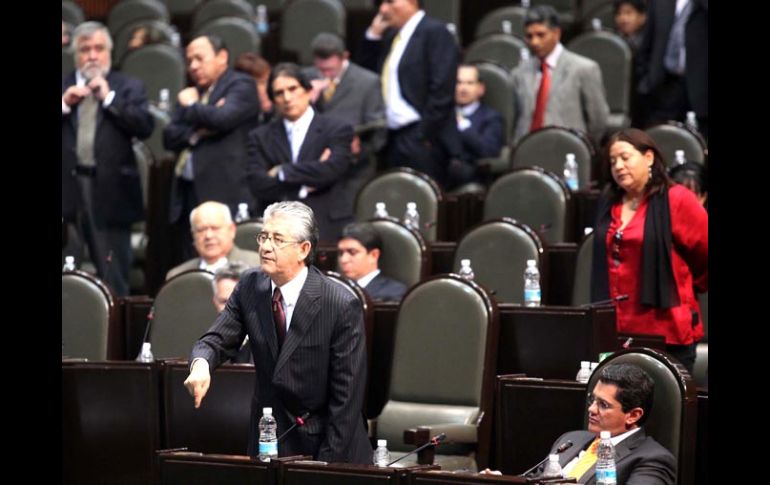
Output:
[166,201,260,279]
[482,363,675,484]
[448,63,505,189]
[337,222,408,302]
[184,201,372,463]
[211,262,253,364]
[511,5,609,145]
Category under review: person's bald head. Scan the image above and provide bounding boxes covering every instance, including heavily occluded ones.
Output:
[189,201,236,264]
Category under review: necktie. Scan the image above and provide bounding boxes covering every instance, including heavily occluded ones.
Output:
[567,438,600,480]
[380,32,402,104]
[272,287,286,347]
[663,0,693,75]
[174,89,211,177]
[322,79,337,103]
[76,94,99,167]
[285,123,297,162]
[529,60,551,132]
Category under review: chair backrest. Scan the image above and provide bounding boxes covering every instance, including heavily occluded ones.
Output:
[280,0,345,65]
[62,271,115,360]
[120,43,187,116]
[586,348,698,485]
[62,48,75,78]
[355,168,443,242]
[475,62,516,145]
[114,19,178,67]
[568,30,631,119]
[580,0,615,32]
[475,6,527,39]
[192,0,255,31]
[150,269,219,359]
[423,0,461,40]
[234,218,263,252]
[454,218,543,304]
[369,219,427,288]
[245,0,285,12]
[197,16,262,65]
[163,0,204,16]
[511,126,596,190]
[571,231,595,305]
[132,139,155,208]
[484,167,571,244]
[464,33,527,72]
[62,1,85,26]
[693,291,708,388]
[377,275,499,463]
[645,122,707,165]
[107,0,170,40]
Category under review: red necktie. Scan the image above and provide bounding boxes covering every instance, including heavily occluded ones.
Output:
[272,287,286,347]
[530,60,551,132]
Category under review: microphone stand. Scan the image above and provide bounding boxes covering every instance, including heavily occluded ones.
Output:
[277,412,310,442]
[386,433,446,467]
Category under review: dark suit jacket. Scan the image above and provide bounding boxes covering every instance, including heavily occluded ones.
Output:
[548,429,676,484]
[364,272,407,302]
[359,13,461,159]
[636,0,708,117]
[458,103,505,162]
[246,112,354,243]
[190,266,371,463]
[163,69,261,222]
[62,71,154,226]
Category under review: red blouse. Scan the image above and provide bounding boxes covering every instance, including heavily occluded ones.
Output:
[605,185,708,345]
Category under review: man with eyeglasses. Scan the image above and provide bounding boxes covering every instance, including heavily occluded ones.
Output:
[246,62,355,244]
[482,363,675,483]
[184,201,372,464]
[166,201,260,280]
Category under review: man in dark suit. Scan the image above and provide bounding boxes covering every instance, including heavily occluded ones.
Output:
[482,363,676,484]
[310,32,386,209]
[184,201,371,463]
[164,35,261,260]
[337,222,407,302]
[635,0,708,138]
[62,21,154,296]
[359,0,461,187]
[246,63,354,243]
[449,63,505,189]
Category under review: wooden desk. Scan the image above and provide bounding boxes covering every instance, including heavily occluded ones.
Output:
[282,461,439,485]
[158,452,307,485]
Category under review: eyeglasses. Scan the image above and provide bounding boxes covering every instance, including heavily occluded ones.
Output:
[586,394,616,413]
[611,230,623,264]
[256,232,301,249]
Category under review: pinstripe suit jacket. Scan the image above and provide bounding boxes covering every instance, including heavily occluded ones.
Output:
[190,265,371,463]
[511,48,610,145]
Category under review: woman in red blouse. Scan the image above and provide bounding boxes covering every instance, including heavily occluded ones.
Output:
[591,129,708,373]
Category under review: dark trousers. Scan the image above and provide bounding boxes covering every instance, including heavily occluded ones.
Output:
[665,342,697,375]
[640,73,709,139]
[385,123,447,187]
[172,178,199,264]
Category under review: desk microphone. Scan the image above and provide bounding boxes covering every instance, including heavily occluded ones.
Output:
[518,440,573,477]
[277,412,310,442]
[580,294,628,308]
[386,433,446,467]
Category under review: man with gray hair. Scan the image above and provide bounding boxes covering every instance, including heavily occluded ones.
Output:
[185,201,372,463]
[62,21,154,296]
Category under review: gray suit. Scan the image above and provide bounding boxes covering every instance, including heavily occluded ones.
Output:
[512,47,610,145]
[165,245,261,280]
[548,429,675,484]
[190,266,372,463]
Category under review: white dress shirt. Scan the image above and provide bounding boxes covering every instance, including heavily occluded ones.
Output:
[357,269,381,288]
[270,266,309,331]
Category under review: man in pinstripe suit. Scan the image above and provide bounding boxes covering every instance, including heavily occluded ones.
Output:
[185,201,372,463]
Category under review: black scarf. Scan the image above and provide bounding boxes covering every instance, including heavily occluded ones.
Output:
[591,188,680,308]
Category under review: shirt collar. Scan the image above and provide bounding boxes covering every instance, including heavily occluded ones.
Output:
[271,266,309,308]
[357,269,381,288]
[398,10,426,40]
[458,101,481,118]
[606,427,642,447]
[199,256,228,273]
[283,106,315,134]
[76,69,109,86]
[333,60,350,84]
[544,42,564,70]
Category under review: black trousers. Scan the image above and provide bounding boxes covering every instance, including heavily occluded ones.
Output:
[385,123,448,187]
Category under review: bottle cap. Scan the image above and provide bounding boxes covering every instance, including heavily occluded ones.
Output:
[461,259,470,267]
[407,202,416,210]
[527,259,536,266]
[549,453,559,461]
[263,407,272,415]
[141,342,152,352]
[581,361,590,368]
[377,439,387,447]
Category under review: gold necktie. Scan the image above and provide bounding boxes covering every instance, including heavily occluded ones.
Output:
[76,94,99,167]
[175,89,211,177]
[322,79,337,103]
[380,32,402,104]
[567,438,600,480]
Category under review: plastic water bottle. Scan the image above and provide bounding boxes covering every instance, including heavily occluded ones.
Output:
[373,439,391,467]
[563,153,579,190]
[374,202,389,219]
[258,407,278,462]
[576,360,591,383]
[542,453,563,479]
[158,88,170,113]
[458,259,475,281]
[596,430,617,484]
[590,362,599,377]
[235,203,250,223]
[685,111,698,132]
[591,18,602,31]
[62,255,76,272]
[255,5,269,35]
[674,149,686,165]
[501,19,513,34]
[523,259,541,307]
[403,202,420,231]
[135,342,154,363]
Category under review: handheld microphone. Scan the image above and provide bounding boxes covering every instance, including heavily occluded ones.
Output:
[386,433,446,467]
[580,294,629,308]
[518,440,573,477]
[277,412,310,442]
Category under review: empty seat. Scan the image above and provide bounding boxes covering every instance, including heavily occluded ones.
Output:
[475,6,527,39]
[511,126,595,190]
[191,0,255,31]
[369,218,428,288]
[234,219,264,252]
[196,16,262,66]
[62,1,85,26]
[280,0,345,65]
[120,43,187,117]
[62,271,115,360]
[114,19,179,67]
[645,122,707,165]
[107,0,170,40]
[570,231,594,306]
[464,34,527,72]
